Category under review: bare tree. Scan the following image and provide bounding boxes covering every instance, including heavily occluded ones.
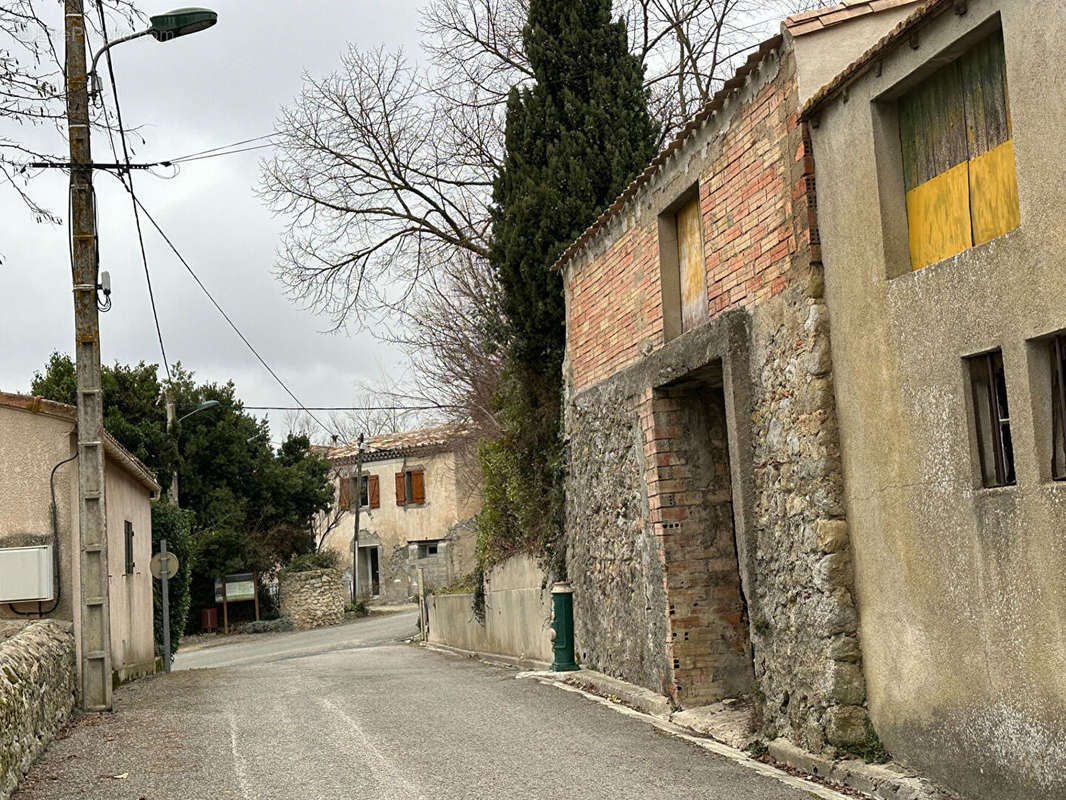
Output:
[0,1,140,223]
[262,0,827,431]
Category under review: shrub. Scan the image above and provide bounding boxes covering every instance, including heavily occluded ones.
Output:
[284,549,339,573]
[151,499,195,657]
[242,618,293,634]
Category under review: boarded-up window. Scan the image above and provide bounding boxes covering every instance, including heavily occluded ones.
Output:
[676,194,706,332]
[124,520,134,575]
[1050,335,1066,481]
[899,29,1019,271]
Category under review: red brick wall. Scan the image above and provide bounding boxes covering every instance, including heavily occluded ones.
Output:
[566,48,814,394]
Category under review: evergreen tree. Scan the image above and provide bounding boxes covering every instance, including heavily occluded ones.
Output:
[481,0,657,569]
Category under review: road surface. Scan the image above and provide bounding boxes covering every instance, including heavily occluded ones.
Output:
[16,610,832,799]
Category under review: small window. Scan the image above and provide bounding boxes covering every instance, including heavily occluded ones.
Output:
[417,542,439,558]
[395,468,426,506]
[658,187,706,341]
[1049,334,1066,480]
[124,521,135,575]
[899,29,1019,271]
[967,350,1015,488]
[357,475,370,508]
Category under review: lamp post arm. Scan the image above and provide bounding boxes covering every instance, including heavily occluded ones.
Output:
[89,28,152,97]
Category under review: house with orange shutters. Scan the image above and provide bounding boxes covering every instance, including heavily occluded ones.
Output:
[316,425,480,604]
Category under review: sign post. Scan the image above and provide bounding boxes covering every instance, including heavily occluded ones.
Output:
[150,540,180,673]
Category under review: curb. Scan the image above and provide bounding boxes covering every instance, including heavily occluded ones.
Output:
[419,640,551,672]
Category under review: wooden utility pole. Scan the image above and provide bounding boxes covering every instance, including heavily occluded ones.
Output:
[66,0,112,711]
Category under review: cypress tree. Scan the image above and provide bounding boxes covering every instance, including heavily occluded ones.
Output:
[480,0,658,569]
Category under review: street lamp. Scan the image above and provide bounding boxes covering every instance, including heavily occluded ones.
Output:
[176,399,220,425]
[89,7,219,98]
[166,398,221,504]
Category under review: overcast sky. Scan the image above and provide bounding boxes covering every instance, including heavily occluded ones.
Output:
[0,1,424,443]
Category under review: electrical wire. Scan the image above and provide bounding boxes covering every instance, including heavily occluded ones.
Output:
[243,405,457,412]
[113,181,339,442]
[92,1,171,382]
[164,133,278,163]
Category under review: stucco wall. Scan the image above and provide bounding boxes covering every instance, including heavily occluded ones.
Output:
[319,447,480,603]
[0,620,76,800]
[104,464,156,681]
[427,555,552,664]
[0,403,158,684]
[810,1,1066,796]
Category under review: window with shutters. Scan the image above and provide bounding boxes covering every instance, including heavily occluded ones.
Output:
[899,29,1019,271]
[124,520,135,575]
[967,349,1015,488]
[338,473,379,510]
[658,186,706,341]
[395,468,426,507]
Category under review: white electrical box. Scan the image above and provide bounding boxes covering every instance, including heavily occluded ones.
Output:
[0,545,54,603]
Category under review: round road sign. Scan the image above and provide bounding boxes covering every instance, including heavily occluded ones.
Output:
[150,551,180,580]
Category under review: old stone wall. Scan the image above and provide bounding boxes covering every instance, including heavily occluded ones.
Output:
[562,38,870,755]
[279,568,346,630]
[0,620,76,800]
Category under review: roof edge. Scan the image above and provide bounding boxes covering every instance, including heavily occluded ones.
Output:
[801,0,955,119]
[785,0,923,38]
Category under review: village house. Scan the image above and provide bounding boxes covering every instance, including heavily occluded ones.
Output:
[804,1,1066,797]
[318,425,479,604]
[0,392,161,685]
[556,0,925,767]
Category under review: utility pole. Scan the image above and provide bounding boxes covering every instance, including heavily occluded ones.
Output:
[350,433,365,603]
[165,395,178,504]
[66,0,112,711]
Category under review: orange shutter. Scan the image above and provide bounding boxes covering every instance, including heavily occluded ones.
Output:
[411,470,426,505]
[395,472,406,506]
[368,474,380,508]
[338,474,350,510]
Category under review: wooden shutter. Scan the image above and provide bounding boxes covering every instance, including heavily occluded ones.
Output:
[395,472,406,506]
[368,474,380,508]
[899,29,1017,270]
[411,470,426,505]
[676,194,706,332]
[338,475,350,510]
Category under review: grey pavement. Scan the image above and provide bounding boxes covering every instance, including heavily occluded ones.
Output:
[16,611,831,800]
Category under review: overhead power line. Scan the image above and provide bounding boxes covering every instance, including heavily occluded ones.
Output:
[93,1,172,382]
[244,405,458,412]
[111,179,338,442]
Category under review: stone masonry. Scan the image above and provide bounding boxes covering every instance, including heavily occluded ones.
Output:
[279,568,346,631]
[0,620,76,800]
[562,39,871,754]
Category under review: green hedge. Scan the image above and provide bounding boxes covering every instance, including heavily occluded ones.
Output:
[151,499,194,656]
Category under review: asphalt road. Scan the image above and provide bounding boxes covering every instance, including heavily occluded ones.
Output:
[16,611,831,800]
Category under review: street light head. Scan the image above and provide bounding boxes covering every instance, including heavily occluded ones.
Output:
[149,7,218,42]
[195,400,221,412]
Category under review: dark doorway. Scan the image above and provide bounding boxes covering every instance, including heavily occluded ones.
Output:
[369,547,381,597]
[654,366,753,707]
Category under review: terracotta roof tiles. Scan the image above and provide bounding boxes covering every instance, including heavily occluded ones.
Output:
[784,0,922,36]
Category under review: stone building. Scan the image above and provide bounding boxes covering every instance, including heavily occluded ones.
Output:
[557,2,923,757]
[0,392,161,684]
[317,425,480,604]
[805,1,1066,797]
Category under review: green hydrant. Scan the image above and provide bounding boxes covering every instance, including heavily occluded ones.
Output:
[550,582,580,671]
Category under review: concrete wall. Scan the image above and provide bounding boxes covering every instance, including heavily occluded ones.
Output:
[0,620,76,800]
[810,2,1066,796]
[320,447,480,603]
[428,555,552,664]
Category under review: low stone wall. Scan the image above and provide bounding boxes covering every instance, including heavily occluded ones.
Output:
[0,620,76,800]
[279,568,346,630]
[428,555,552,664]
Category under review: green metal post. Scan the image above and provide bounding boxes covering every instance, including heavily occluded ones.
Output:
[551,582,579,672]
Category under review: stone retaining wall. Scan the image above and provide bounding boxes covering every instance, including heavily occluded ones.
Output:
[279,568,346,630]
[0,620,76,800]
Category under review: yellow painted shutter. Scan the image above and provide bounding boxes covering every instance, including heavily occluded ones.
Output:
[900,30,1018,271]
[676,194,706,331]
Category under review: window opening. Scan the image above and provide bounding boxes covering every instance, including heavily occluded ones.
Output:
[124,520,135,575]
[1051,335,1066,480]
[968,350,1015,487]
[418,541,439,558]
